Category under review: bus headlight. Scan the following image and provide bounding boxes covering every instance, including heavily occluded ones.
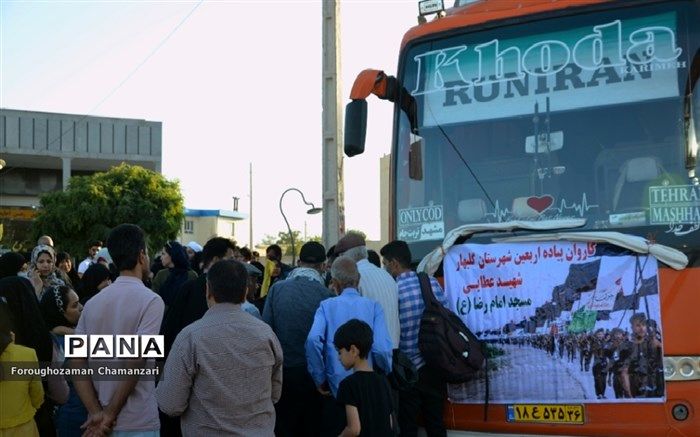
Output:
[664,356,700,381]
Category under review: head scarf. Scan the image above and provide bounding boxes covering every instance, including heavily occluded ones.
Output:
[159,241,191,307]
[39,285,74,330]
[30,244,66,297]
[0,252,26,279]
[288,267,324,285]
[31,244,56,267]
[165,241,189,271]
[0,276,53,362]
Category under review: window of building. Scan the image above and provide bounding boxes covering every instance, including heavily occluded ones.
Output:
[184,220,194,234]
[231,222,235,237]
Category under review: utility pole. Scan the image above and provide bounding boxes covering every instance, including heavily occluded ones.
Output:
[249,162,253,249]
[321,0,345,250]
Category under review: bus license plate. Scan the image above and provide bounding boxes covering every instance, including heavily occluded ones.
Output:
[506,404,585,425]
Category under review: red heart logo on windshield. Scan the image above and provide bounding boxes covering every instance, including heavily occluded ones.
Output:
[526,195,554,213]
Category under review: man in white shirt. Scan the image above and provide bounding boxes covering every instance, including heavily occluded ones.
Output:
[77,240,102,278]
[334,232,400,347]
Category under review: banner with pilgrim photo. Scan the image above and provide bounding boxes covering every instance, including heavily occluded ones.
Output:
[443,241,665,404]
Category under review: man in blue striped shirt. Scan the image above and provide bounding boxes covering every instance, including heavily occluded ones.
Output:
[381,240,449,437]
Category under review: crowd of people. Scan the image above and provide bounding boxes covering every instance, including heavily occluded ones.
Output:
[0,227,453,437]
[510,315,664,400]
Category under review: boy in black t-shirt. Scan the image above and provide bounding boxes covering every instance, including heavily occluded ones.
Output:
[334,319,395,437]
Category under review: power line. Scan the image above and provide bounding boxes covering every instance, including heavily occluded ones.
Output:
[40,0,204,152]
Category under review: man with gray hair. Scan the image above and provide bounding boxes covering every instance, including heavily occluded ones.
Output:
[334,232,400,347]
[306,256,393,436]
[37,235,54,247]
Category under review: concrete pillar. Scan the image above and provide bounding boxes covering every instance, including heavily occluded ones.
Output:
[321,0,345,250]
[62,157,72,191]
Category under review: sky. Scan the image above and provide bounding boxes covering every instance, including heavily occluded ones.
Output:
[0,0,421,247]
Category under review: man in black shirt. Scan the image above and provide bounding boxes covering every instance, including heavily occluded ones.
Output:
[590,329,609,399]
[608,328,633,398]
[579,334,592,371]
[628,313,663,398]
[334,319,395,437]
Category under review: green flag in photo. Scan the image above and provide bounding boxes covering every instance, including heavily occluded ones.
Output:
[569,308,598,333]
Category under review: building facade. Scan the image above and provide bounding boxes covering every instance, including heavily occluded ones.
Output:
[0,108,162,251]
[179,209,248,248]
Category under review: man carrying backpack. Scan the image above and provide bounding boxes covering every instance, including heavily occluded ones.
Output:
[380,240,448,437]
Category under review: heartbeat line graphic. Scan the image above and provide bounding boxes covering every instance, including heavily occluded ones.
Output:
[483,194,598,221]
[552,193,599,218]
[484,200,512,222]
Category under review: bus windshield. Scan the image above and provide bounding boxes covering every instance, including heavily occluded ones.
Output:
[395,1,700,262]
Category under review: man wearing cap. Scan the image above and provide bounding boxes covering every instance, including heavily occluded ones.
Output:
[263,241,334,437]
[184,241,204,275]
[335,232,400,347]
[184,241,202,260]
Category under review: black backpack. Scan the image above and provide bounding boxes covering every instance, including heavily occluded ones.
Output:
[417,272,485,384]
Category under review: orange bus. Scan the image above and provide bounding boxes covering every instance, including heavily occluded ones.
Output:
[344,0,700,436]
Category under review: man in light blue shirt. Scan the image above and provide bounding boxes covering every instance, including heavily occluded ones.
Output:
[305,256,393,436]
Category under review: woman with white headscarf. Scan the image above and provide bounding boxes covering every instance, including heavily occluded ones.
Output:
[28,245,67,301]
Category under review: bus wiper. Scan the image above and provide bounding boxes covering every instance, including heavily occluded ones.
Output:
[425,100,496,208]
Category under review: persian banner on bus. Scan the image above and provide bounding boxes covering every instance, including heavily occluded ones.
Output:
[442,241,665,404]
[412,12,685,126]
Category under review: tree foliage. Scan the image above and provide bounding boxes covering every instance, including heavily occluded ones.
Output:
[32,164,184,257]
[262,231,322,256]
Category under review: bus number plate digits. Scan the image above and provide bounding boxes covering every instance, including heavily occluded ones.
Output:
[506,404,585,425]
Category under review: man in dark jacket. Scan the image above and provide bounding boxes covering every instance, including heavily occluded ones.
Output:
[263,241,334,437]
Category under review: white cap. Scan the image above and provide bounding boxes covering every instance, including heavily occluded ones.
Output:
[186,241,203,252]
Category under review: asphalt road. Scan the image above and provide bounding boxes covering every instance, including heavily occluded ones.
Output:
[449,343,590,403]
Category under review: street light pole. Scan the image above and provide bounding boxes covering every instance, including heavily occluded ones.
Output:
[279,188,322,266]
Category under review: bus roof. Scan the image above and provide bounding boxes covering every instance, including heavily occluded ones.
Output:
[401,0,615,49]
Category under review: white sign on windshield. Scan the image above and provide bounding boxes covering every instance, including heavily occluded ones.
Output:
[398,205,445,242]
[412,12,685,125]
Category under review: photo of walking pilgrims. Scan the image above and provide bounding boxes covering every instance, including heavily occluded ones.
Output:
[443,241,665,404]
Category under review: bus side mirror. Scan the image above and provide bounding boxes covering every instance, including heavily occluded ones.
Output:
[345,100,367,157]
